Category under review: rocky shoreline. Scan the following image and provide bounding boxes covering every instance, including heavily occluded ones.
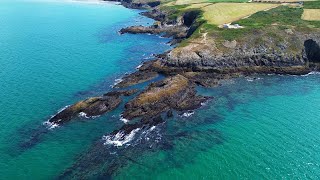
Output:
[48,0,320,143]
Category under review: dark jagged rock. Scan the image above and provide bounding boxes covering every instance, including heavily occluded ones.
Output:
[181,72,240,87]
[48,89,141,125]
[167,110,173,118]
[114,70,159,88]
[49,96,122,125]
[111,115,164,136]
[105,0,159,9]
[165,28,320,75]
[119,25,188,39]
[122,74,210,120]
[103,89,138,96]
[141,9,166,21]
[120,7,202,41]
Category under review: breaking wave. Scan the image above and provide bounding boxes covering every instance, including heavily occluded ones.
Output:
[180,111,194,118]
[103,128,141,147]
[111,78,123,87]
[43,121,59,130]
[302,71,320,77]
[119,115,129,124]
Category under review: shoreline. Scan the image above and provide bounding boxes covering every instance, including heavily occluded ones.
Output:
[47,0,319,127]
[45,0,320,146]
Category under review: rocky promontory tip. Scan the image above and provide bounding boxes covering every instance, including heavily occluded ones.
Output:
[122,74,210,120]
[119,25,188,39]
[114,70,159,88]
[49,89,138,125]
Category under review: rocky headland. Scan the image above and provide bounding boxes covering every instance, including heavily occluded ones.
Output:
[49,0,320,142]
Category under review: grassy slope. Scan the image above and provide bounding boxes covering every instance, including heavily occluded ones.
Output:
[156,0,320,48]
[175,0,247,5]
[304,0,320,8]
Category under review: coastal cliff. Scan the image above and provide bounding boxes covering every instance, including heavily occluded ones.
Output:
[49,1,320,177]
[48,0,320,142]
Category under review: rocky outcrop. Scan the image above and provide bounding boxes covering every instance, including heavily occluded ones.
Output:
[182,72,241,87]
[122,74,210,120]
[165,28,320,75]
[103,89,138,96]
[120,8,202,44]
[114,70,159,88]
[120,25,188,39]
[49,89,137,125]
[105,0,160,9]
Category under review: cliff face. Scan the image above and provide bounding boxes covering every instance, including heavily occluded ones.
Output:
[113,0,320,72]
[105,0,160,9]
[166,28,320,71]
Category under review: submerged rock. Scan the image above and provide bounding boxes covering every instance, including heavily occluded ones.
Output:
[60,115,166,179]
[122,74,210,120]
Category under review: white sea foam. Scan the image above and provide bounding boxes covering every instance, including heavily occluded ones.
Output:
[78,112,100,119]
[44,105,70,130]
[150,126,156,131]
[119,116,129,124]
[78,112,89,118]
[103,128,141,147]
[43,121,59,130]
[246,77,262,82]
[181,111,194,117]
[54,105,70,116]
[111,78,123,87]
[246,78,254,82]
[201,100,209,106]
[136,64,143,69]
[114,78,123,84]
[302,71,320,77]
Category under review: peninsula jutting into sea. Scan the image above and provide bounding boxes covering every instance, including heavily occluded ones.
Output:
[1,0,320,179]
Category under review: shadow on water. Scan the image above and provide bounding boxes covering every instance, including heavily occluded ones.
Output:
[3,119,52,157]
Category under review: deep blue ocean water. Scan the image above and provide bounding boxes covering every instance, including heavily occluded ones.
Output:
[1,0,320,179]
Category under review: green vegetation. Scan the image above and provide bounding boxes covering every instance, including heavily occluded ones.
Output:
[158,0,320,45]
[304,0,320,9]
[213,6,320,40]
[236,6,315,27]
[160,4,188,20]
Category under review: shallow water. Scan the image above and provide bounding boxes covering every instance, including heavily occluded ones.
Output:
[1,0,320,179]
[113,74,320,179]
[0,0,170,178]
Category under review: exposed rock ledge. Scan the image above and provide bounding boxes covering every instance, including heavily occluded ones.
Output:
[122,74,210,120]
[49,89,138,125]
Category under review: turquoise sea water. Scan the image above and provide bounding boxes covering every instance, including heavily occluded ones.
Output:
[0,0,171,178]
[1,0,320,179]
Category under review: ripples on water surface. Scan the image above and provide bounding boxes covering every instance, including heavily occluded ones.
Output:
[1,0,320,179]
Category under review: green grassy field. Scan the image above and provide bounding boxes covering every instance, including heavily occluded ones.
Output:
[304,0,320,8]
[159,0,320,45]
[175,0,247,5]
[202,3,279,25]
